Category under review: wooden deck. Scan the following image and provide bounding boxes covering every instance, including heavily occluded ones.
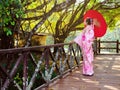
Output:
[44,55,120,90]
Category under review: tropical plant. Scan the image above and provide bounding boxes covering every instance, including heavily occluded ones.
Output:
[0,0,24,48]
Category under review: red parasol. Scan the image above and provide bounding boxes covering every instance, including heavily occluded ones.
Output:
[84,10,107,37]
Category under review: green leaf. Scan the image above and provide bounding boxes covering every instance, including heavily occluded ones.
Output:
[6,30,12,36]
[7,11,10,15]
[11,21,15,26]
[16,14,19,18]
[4,18,9,23]
[4,27,12,36]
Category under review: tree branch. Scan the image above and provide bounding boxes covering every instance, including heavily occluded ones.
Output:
[25,0,76,47]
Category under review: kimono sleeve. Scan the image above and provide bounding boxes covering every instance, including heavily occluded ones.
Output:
[74,33,83,47]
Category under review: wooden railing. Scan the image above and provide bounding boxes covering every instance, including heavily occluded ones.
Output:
[97,40,120,54]
[1,40,119,90]
[0,43,82,90]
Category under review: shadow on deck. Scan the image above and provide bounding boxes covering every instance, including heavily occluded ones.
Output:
[45,54,120,90]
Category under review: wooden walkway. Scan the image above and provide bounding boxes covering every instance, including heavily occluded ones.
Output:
[44,55,120,90]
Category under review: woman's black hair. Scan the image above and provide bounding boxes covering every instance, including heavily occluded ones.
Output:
[86,18,93,25]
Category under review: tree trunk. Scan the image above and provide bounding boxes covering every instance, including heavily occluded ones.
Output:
[0,32,14,49]
[53,36,65,53]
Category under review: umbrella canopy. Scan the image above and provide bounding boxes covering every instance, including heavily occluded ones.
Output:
[84,10,107,37]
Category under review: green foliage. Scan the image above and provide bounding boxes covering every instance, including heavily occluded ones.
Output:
[14,73,22,86]
[0,0,24,36]
[4,27,12,36]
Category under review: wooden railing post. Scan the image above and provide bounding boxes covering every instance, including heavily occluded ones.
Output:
[116,40,119,53]
[93,38,97,55]
[98,39,100,54]
[23,52,29,90]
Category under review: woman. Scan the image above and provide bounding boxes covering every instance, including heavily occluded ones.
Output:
[74,18,95,76]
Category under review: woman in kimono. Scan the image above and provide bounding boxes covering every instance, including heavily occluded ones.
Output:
[74,18,94,76]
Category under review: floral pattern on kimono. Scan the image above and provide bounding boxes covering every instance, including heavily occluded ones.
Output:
[74,25,94,75]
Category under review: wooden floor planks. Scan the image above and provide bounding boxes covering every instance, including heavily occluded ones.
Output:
[43,55,120,90]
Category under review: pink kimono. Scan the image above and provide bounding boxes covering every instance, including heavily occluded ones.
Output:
[74,25,94,75]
